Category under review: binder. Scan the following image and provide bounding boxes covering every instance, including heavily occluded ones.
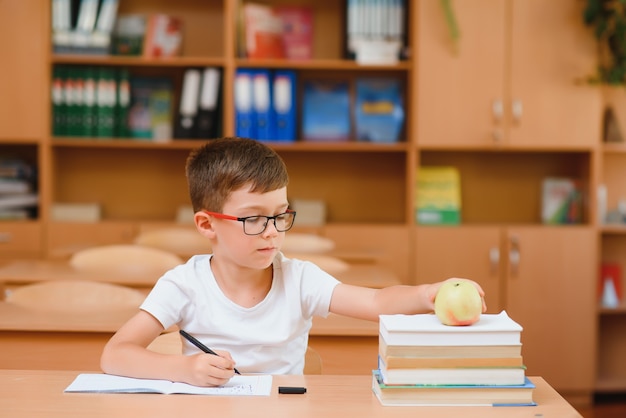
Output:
[81,66,97,137]
[196,67,221,139]
[64,67,81,137]
[51,66,67,136]
[115,68,130,137]
[234,68,255,138]
[174,68,201,139]
[95,67,116,138]
[252,69,273,140]
[272,70,296,142]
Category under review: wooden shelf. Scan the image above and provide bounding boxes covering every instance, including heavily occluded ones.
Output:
[52,54,227,68]
[51,138,409,153]
[601,224,626,234]
[235,58,411,71]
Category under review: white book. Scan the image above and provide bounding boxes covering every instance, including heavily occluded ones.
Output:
[378,355,526,386]
[0,193,38,209]
[379,311,523,347]
[64,373,272,396]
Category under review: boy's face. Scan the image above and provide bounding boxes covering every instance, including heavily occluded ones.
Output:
[212,185,290,270]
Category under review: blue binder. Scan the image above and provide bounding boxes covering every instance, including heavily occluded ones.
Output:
[272,70,297,142]
[251,69,274,140]
[234,68,255,138]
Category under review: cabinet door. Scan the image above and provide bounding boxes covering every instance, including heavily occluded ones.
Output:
[415,226,503,312]
[0,0,46,139]
[508,0,601,148]
[504,226,596,393]
[416,0,507,147]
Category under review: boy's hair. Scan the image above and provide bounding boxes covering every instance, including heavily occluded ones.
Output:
[185,137,289,212]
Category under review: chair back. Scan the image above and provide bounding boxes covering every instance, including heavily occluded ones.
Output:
[5,280,145,313]
[69,244,183,277]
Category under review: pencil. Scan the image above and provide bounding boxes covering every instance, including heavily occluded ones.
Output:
[179,329,241,375]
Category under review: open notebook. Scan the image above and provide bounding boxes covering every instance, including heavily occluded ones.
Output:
[64,373,272,396]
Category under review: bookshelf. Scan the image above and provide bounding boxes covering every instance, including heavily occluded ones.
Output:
[0,0,621,405]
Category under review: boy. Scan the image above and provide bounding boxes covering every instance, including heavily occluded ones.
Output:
[101,137,485,387]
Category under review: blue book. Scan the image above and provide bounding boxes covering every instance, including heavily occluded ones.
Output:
[234,68,255,138]
[372,369,536,407]
[301,79,351,141]
[354,77,404,143]
[251,69,274,140]
[272,70,297,142]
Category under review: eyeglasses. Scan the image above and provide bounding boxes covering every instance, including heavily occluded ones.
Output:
[204,209,296,235]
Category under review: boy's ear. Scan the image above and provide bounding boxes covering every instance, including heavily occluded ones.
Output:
[194,211,216,238]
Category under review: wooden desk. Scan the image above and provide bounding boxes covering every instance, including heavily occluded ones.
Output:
[0,370,582,417]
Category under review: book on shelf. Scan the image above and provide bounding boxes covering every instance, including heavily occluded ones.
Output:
[52,0,120,55]
[0,178,32,195]
[379,311,523,347]
[128,76,173,141]
[143,14,184,58]
[0,159,36,180]
[252,69,274,140]
[272,70,297,141]
[274,6,313,60]
[377,356,526,386]
[379,337,523,359]
[196,67,222,139]
[233,68,296,141]
[371,370,536,407]
[301,79,351,141]
[111,14,147,56]
[0,193,39,211]
[415,166,461,225]
[240,3,313,60]
[354,77,404,143]
[345,0,407,64]
[242,3,285,59]
[541,177,583,224]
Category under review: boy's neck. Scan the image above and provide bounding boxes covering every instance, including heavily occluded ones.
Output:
[210,257,273,308]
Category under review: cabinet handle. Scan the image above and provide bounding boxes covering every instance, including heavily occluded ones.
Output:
[508,235,521,277]
[489,247,500,276]
[511,99,523,124]
[492,99,504,123]
[0,232,12,243]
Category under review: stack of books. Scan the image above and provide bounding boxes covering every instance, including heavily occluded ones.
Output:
[373,311,536,406]
[0,158,38,220]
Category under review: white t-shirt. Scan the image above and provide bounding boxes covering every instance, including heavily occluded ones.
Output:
[140,252,340,374]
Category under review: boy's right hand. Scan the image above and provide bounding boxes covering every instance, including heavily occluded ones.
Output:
[182,350,237,387]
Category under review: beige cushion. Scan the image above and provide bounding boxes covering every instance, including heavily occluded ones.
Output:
[6,280,145,313]
[69,244,183,277]
[282,233,335,254]
[134,227,210,257]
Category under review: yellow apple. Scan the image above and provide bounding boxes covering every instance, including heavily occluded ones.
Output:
[434,280,482,326]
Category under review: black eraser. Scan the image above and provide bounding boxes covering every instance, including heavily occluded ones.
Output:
[278,386,307,394]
